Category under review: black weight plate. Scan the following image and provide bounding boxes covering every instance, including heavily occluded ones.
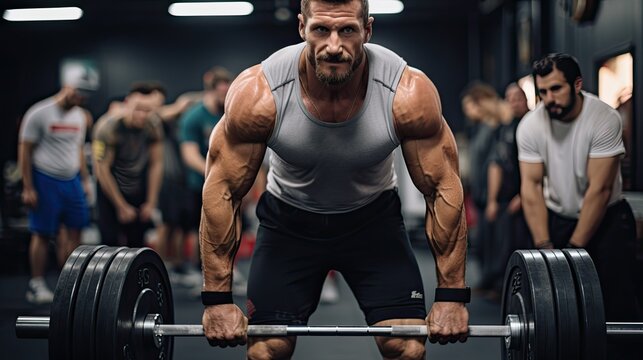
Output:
[96,248,174,360]
[562,249,606,360]
[73,246,127,360]
[501,250,557,360]
[539,249,580,360]
[49,245,105,360]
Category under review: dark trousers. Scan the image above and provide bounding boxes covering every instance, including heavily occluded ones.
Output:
[548,200,641,359]
[96,188,150,248]
[480,204,533,292]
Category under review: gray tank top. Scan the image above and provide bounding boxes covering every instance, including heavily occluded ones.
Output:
[261,43,406,213]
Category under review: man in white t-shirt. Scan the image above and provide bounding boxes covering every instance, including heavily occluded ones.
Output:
[517,53,639,359]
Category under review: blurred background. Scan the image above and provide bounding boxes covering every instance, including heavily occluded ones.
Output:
[1,0,642,359]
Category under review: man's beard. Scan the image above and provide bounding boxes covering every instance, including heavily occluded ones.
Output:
[309,51,363,86]
[546,93,576,120]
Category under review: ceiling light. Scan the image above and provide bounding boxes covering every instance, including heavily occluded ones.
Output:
[169,2,254,17]
[3,7,83,22]
[370,0,404,15]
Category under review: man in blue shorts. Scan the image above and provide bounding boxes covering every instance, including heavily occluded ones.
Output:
[19,67,96,304]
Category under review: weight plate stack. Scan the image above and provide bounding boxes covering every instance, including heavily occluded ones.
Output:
[501,250,557,360]
[96,247,174,360]
[562,249,606,360]
[539,249,580,360]
[72,246,128,359]
[49,245,105,360]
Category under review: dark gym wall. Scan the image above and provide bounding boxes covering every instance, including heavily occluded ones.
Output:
[0,13,471,163]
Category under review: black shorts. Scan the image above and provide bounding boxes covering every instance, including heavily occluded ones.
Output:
[246,190,427,326]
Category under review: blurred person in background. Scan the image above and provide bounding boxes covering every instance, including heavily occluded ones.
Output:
[92,83,164,248]
[19,65,97,304]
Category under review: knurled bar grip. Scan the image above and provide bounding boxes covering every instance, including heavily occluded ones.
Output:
[15,316,643,339]
[156,324,511,337]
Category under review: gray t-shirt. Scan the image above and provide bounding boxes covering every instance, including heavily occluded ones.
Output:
[261,43,404,214]
[517,91,625,218]
[19,97,87,180]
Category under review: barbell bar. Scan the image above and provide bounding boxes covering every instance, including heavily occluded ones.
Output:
[14,246,643,360]
[16,314,642,338]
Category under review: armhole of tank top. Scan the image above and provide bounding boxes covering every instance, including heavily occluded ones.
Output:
[385,60,406,147]
[264,47,301,148]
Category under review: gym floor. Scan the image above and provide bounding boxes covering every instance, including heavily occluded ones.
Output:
[1,243,502,359]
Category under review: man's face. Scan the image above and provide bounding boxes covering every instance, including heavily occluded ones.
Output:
[505,86,529,118]
[298,0,373,86]
[462,96,482,122]
[126,93,160,128]
[214,81,230,107]
[535,68,578,120]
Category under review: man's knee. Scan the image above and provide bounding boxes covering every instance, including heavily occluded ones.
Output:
[247,337,296,360]
[377,338,426,360]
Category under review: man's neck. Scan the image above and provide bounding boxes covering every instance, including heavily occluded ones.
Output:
[561,92,584,123]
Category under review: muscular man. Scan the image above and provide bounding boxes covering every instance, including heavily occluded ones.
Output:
[518,53,640,359]
[92,83,164,248]
[19,74,94,304]
[200,1,469,358]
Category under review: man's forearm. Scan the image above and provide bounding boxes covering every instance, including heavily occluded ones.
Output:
[19,142,34,189]
[520,182,549,244]
[146,157,163,207]
[200,184,243,291]
[569,187,612,246]
[426,185,468,288]
[487,163,502,205]
[79,146,90,181]
[95,164,127,208]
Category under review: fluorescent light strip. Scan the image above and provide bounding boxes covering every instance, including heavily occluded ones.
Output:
[169,2,254,17]
[3,7,83,22]
[370,0,404,15]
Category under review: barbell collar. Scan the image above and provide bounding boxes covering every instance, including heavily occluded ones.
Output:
[15,316,49,339]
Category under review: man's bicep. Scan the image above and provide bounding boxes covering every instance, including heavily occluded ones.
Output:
[587,156,619,189]
[519,161,544,185]
[205,121,267,200]
[401,124,459,196]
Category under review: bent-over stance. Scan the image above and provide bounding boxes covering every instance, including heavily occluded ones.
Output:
[199,1,469,359]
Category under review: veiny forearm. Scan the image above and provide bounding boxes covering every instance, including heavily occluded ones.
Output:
[200,182,244,291]
[520,182,549,243]
[570,186,611,246]
[200,141,265,291]
[426,178,468,288]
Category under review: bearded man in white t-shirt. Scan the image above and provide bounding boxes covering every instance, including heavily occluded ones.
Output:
[517,53,639,359]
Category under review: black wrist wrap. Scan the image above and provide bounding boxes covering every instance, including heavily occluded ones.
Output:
[201,291,233,306]
[434,287,471,303]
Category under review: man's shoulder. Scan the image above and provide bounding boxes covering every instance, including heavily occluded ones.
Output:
[24,97,56,120]
[224,65,276,141]
[93,115,121,141]
[582,92,620,122]
[518,106,546,129]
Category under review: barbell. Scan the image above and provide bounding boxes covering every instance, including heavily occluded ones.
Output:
[14,245,643,359]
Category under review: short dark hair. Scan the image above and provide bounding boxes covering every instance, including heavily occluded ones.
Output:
[128,81,167,97]
[204,66,232,91]
[301,0,369,26]
[461,81,499,103]
[532,53,582,87]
